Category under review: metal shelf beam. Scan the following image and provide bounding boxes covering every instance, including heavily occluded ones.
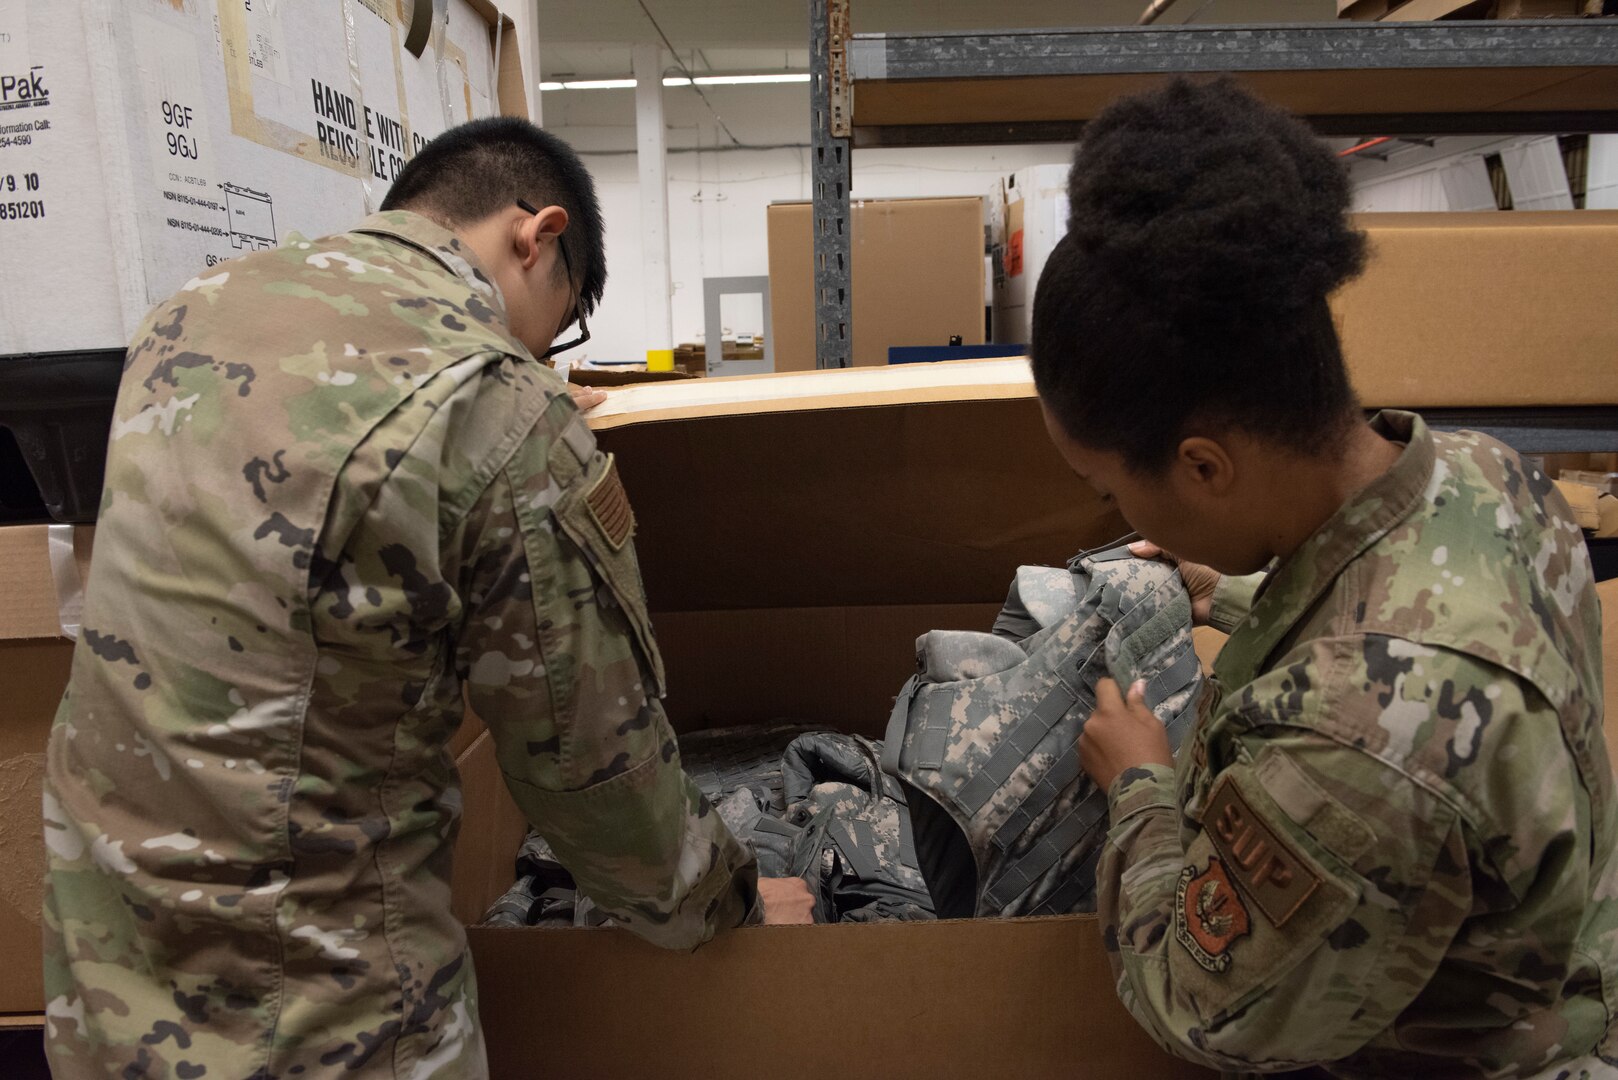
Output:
[847,20,1618,144]
[852,21,1618,81]
[1414,408,1618,455]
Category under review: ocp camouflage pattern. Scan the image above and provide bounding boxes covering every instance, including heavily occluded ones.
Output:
[42,210,759,1079]
[1100,411,1617,1077]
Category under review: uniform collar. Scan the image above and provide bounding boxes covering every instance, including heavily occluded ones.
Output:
[1213,409,1434,688]
[351,210,509,324]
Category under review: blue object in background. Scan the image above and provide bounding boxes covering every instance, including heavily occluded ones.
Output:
[888,344,1028,365]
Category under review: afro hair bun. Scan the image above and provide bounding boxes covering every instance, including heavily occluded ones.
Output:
[1066,77,1366,324]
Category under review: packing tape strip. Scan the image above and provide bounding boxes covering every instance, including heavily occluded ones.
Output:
[339,0,375,212]
[489,12,505,118]
[47,524,84,641]
[433,0,454,130]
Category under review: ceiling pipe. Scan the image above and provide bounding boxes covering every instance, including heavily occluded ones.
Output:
[1339,136,1394,158]
[1138,0,1181,24]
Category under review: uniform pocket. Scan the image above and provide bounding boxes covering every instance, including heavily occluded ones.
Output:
[1167,764,1366,1027]
[553,452,668,695]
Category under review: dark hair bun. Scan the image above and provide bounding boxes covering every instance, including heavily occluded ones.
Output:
[1033,77,1364,470]
[1067,77,1366,324]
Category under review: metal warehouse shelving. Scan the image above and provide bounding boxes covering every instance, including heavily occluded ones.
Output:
[805,5,1618,451]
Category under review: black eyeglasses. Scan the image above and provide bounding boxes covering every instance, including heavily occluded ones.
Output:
[518,199,590,360]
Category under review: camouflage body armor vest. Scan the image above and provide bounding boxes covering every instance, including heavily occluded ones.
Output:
[882,543,1204,918]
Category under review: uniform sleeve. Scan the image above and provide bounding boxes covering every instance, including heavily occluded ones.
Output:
[1207,572,1264,634]
[452,397,759,948]
[1097,636,1495,1071]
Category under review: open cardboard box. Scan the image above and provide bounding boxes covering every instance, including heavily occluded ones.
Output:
[449,359,1222,1076]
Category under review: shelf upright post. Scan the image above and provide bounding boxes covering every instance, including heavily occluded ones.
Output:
[810,0,854,369]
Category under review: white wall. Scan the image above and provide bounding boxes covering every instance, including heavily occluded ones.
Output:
[545,84,1072,363]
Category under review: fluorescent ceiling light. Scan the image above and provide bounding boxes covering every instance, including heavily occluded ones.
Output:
[668,73,811,87]
[541,74,810,91]
[540,78,638,91]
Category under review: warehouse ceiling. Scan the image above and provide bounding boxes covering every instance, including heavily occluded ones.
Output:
[538,0,1337,77]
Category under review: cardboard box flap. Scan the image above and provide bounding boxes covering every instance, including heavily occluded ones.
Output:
[0,525,91,642]
[588,356,1036,430]
[591,361,1128,613]
[467,917,1216,1079]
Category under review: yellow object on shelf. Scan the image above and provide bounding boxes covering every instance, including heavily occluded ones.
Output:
[646,349,675,372]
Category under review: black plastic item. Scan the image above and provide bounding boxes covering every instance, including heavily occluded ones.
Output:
[1590,537,1618,584]
[0,350,125,524]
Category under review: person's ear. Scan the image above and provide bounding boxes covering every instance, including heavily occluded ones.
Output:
[514,204,570,272]
[1175,436,1237,497]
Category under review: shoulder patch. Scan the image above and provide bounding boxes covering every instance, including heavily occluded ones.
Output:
[1205,777,1321,927]
[585,454,634,550]
[1176,858,1251,972]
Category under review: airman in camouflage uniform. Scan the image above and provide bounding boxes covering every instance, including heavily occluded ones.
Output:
[42,206,760,1078]
[1099,412,1618,1077]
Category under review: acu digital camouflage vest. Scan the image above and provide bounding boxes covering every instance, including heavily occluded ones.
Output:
[882,543,1204,918]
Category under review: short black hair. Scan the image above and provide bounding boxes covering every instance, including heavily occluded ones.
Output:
[1031,77,1367,472]
[382,117,606,317]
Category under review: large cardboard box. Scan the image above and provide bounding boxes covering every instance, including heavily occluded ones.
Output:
[0,0,525,356]
[766,197,985,372]
[0,524,90,1016]
[0,363,1210,1075]
[1339,212,1618,407]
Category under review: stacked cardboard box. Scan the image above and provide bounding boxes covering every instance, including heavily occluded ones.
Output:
[766,197,986,371]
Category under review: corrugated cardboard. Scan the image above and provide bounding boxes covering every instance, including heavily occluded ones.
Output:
[0,0,522,355]
[0,524,90,1015]
[1338,212,1618,407]
[469,917,1200,1079]
[767,197,985,371]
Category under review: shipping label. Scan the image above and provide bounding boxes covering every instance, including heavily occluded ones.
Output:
[243,0,294,88]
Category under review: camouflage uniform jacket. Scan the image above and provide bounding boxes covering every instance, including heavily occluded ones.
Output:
[42,210,760,1079]
[1099,411,1617,1078]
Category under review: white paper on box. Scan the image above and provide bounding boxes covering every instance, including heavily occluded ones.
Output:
[131,14,219,222]
[0,1,127,354]
[244,0,295,90]
[0,0,502,358]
